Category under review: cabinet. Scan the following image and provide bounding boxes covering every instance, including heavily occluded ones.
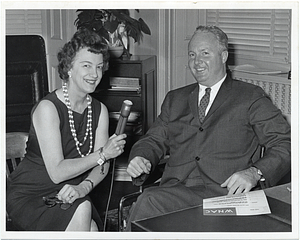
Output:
[91,55,157,180]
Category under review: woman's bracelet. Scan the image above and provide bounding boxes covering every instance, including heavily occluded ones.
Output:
[84,179,94,189]
[97,147,107,165]
[97,147,108,174]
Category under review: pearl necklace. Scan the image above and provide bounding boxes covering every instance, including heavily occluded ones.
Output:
[62,82,93,157]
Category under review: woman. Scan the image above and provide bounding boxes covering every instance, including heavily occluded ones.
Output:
[6,28,126,231]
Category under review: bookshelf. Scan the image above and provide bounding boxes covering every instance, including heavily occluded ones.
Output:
[91,55,157,181]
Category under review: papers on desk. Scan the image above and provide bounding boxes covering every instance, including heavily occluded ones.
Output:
[203,190,271,216]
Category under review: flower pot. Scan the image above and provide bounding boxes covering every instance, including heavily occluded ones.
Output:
[108,46,124,58]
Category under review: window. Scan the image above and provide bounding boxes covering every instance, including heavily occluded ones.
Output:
[6,10,43,35]
[206,9,291,70]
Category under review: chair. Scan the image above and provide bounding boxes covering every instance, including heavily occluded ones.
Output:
[6,35,49,133]
[118,160,166,231]
[259,145,291,188]
[6,132,29,229]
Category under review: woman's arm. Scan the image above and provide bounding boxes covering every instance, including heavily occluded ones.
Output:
[81,102,112,188]
[57,102,125,202]
[33,100,125,184]
[33,99,99,183]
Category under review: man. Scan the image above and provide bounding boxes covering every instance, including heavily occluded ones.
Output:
[126,25,291,230]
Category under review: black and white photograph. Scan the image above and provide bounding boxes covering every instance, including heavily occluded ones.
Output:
[1,1,299,239]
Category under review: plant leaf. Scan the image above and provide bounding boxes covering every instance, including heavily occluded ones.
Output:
[109,9,130,21]
[104,19,119,33]
[126,22,141,43]
[98,28,110,42]
[74,9,151,44]
[75,10,94,26]
[138,18,151,35]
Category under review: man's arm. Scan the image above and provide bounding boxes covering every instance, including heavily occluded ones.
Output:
[222,88,291,194]
[127,93,172,186]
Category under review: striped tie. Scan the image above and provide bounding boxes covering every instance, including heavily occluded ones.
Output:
[198,88,211,123]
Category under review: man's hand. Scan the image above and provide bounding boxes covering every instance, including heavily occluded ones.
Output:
[127,156,152,178]
[220,167,260,195]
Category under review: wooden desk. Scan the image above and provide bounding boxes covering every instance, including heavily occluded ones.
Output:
[131,184,292,232]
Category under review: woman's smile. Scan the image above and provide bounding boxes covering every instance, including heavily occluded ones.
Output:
[84,78,98,85]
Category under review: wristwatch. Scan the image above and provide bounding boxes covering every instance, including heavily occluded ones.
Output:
[256,168,266,182]
[97,147,107,166]
[254,167,266,188]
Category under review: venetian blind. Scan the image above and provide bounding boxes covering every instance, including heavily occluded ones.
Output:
[6,10,43,35]
[206,9,291,66]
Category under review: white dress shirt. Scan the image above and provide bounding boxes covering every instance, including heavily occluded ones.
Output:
[198,74,227,115]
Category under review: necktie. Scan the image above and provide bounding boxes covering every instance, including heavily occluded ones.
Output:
[198,87,211,123]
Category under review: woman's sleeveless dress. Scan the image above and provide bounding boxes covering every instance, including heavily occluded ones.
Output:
[7,91,103,231]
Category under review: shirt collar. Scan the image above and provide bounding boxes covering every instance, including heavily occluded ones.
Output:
[199,74,227,92]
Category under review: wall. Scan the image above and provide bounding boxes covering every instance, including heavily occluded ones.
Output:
[129,9,167,113]
[130,9,159,56]
[138,9,293,120]
[5,9,293,117]
[5,9,163,109]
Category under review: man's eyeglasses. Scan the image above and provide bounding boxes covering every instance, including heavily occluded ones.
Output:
[42,195,72,210]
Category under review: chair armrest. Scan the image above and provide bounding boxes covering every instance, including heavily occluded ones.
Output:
[118,158,167,231]
[118,190,142,231]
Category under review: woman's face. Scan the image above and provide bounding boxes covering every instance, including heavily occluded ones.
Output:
[69,47,104,94]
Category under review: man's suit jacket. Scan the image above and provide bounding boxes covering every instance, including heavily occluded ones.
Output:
[129,75,291,197]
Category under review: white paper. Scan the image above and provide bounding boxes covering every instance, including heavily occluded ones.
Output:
[203,190,271,216]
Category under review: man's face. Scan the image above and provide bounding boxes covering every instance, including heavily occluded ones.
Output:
[188,31,228,87]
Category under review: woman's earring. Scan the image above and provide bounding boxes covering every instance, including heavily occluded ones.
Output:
[68,71,71,78]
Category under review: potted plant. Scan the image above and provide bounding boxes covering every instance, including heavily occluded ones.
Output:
[74,9,151,58]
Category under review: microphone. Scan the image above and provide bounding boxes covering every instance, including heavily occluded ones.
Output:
[115,100,133,135]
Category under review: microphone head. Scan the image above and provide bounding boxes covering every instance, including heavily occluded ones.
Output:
[120,100,133,117]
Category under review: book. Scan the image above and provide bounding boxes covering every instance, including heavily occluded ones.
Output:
[110,77,140,87]
[110,86,141,92]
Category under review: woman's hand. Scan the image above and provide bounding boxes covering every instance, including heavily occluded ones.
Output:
[101,134,127,160]
[57,182,90,204]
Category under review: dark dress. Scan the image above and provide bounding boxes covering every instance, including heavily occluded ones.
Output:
[7,91,103,231]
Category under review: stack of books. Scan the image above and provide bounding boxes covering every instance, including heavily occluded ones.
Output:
[109,77,141,91]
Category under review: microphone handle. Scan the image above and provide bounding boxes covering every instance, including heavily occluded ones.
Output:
[115,100,133,135]
[115,116,128,135]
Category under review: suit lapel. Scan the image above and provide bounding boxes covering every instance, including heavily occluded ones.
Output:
[188,84,200,123]
[205,75,233,121]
